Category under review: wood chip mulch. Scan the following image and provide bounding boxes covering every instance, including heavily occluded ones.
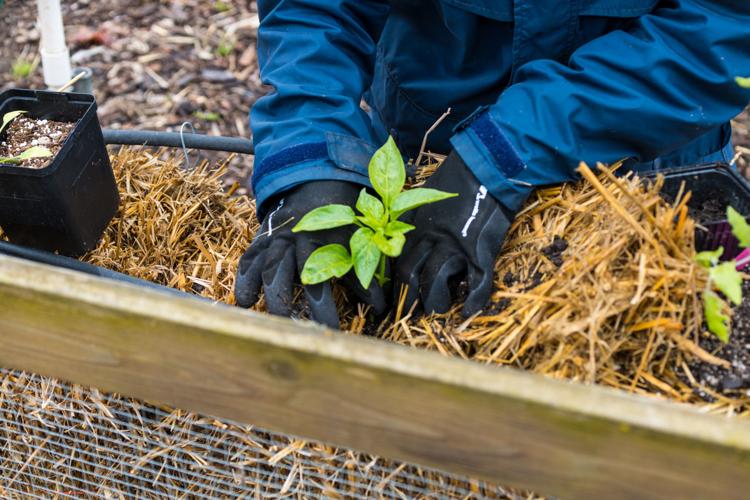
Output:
[1,0,263,187]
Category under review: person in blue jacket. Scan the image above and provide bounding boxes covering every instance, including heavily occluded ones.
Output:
[235,0,750,328]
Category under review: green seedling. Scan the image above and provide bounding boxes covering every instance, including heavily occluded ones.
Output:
[0,146,53,165]
[213,1,231,13]
[215,31,236,58]
[737,76,750,89]
[0,111,53,165]
[11,56,37,80]
[194,111,221,122]
[293,136,457,289]
[0,110,25,135]
[695,206,750,342]
[216,39,235,57]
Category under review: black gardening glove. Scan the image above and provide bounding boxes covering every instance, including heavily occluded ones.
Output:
[395,151,515,317]
[235,181,386,328]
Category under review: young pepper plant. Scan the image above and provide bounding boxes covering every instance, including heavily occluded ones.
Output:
[0,111,52,164]
[695,206,750,342]
[292,136,457,289]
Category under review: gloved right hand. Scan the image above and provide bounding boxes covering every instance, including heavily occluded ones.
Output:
[235,180,386,328]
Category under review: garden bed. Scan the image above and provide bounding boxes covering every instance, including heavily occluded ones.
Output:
[0,146,748,497]
[79,148,748,412]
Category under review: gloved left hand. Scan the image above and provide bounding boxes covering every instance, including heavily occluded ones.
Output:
[235,180,386,328]
[394,151,516,317]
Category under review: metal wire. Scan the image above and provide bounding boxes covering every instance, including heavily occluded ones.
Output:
[0,394,428,498]
[0,368,512,499]
[0,417,403,499]
[10,383,473,495]
[5,380,492,497]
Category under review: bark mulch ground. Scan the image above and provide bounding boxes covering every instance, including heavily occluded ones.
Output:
[1,0,264,189]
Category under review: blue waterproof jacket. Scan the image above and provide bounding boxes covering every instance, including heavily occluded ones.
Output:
[251,0,750,216]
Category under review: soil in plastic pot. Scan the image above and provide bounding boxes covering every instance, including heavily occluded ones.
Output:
[0,115,74,169]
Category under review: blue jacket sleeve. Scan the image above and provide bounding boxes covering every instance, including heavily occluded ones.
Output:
[451,0,750,212]
[251,0,390,216]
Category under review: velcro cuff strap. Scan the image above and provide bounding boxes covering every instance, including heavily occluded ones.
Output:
[256,142,328,179]
[471,112,525,178]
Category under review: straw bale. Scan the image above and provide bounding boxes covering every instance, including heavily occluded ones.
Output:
[84,148,257,305]
[373,161,749,415]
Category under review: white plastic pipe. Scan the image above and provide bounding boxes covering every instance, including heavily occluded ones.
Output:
[36,0,72,89]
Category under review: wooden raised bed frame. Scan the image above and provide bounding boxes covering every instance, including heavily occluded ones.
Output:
[0,253,748,498]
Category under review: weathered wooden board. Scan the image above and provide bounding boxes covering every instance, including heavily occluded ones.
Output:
[0,253,747,498]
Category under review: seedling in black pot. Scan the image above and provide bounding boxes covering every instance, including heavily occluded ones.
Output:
[647,164,750,341]
[0,89,119,256]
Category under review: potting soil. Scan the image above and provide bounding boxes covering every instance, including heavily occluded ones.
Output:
[687,281,750,399]
[0,115,74,169]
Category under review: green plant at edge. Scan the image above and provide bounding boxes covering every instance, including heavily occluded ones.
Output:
[695,206,750,342]
[737,76,750,89]
[216,39,235,58]
[0,110,25,135]
[194,111,221,122]
[213,1,231,13]
[0,111,53,165]
[11,56,38,80]
[215,32,236,58]
[293,136,457,289]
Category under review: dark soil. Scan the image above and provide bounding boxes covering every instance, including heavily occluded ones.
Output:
[692,197,726,223]
[687,281,750,398]
[541,236,569,267]
[0,115,74,169]
[483,238,568,316]
[483,297,511,316]
[660,191,728,224]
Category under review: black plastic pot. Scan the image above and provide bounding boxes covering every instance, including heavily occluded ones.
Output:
[0,89,119,256]
[645,164,750,258]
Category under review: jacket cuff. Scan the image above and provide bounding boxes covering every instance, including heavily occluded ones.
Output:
[450,109,532,213]
[252,133,376,218]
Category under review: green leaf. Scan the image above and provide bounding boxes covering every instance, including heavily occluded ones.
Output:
[391,188,457,218]
[292,204,356,233]
[194,111,221,122]
[355,189,385,224]
[710,261,743,305]
[299,244,352,285]
[704,290,730,342]
[369,136,405,207]
[727,206,750,248]
[385,220,415,236]
[15,146,52,160]
[373,232,406,258]
[737,76,750,89]
[0,110,25,135]
[356,215,380,230]
[695,247,724,268]
[350,227,381,289]
[0,146,53,165]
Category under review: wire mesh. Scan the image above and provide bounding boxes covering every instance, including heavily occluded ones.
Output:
[0,368,519,499]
